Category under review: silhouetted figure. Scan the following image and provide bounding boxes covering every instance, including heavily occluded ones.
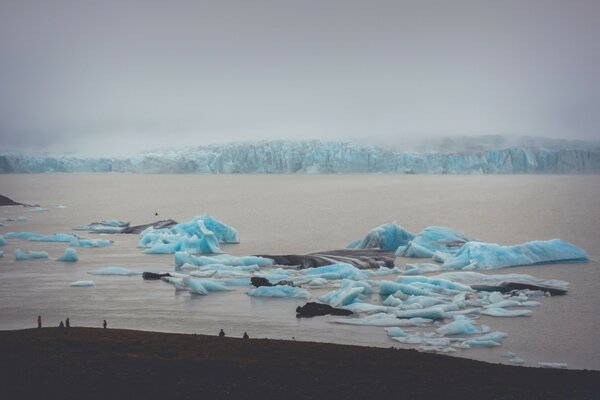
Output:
[65,318,70,328]
[103,320,107,329]
[242,332,249,340]
[155,212,159,216]
[219,329,225,337]
[59,321,64,328]
[37,315,42,328]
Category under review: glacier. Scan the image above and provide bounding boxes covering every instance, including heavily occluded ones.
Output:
[1,139,599,174]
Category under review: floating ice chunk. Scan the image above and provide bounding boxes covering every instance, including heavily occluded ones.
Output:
[398,276,473,292]
[332,313,407,327]
[341,303,391,314]
[402,263,441,275]
[0,251,4,257]
[88,267,142,276]
[71,239,113,248]
[183,277,208,295]
[17,216,27,222]
[30,207,48,212]
[386,327,408,337]
[308,277,329,286]
[435,271,570,295]
[319,286,365,307]
[193,279,231,292]
[175,251,273,268]
[404,296,446,308]
[162,277,186,290]
[487,291,505,304]
[15,249,48,260]
[392,334,451,347]
[215,277,252,286]
[347,222,415,251]
[301,263,367,280]
[0,235,6,246]
[366,266,403,276]
[539,362,568,369]
[509,357,525,365]
[6,231,79,242]
[436,316,489,336]
[70,280,94,287]
[481,308,532,317]
[442,239,589,270]
[379,281,429,296]
[247,285,311,298]
[57,248,79,262]
[56,205,67,209]
[396,226,474,257]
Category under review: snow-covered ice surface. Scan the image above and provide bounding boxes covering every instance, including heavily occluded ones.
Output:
[0,173,599,370]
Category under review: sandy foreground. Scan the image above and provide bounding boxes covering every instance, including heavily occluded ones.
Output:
[0,327,598,400]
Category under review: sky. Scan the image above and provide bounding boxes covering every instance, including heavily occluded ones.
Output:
[0,0,599,156]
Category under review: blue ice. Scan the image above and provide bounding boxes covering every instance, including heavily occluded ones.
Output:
[17,216,27,222]
[71,238,113,248]
[30,207,48,212]
[347,223,414,251]
[183,277,208,295]
[394,306,446,320]
[0,250,4,257]
[247,285,311,298]
[396,226,474,257]
[402,263,441,275]
[398,276,473,292]
[6,231,79,242]
[139,215,238,255]
[385,327,408,337]
[301,263,368,280]
[379,281,428,297]
[70,280,94,287]
[441,239,589,270]
[481,308,532,317]
[15,249,49,260]
[175,251,273,268]
[88,267,142,276]
[57,248,79,262]
[319,285,365,307]
[462,332,508,348]
[436,316,489,336]
[0,235,6,246]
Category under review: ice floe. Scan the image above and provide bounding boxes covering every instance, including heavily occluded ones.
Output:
[57,248,79,262]
[88,267,142,276]
[15,249,48,260]
[70,280,94,287]
[247,285,311,298]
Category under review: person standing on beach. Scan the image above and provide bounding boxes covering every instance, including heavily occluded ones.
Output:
[59,321,64,328]
[242,332,249,340]
[219,329,225,337]
[37,315,42,328]
[103,320,107,329]
[65,318,70,328]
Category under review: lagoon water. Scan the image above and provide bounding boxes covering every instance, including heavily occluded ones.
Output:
[1,174,599,369]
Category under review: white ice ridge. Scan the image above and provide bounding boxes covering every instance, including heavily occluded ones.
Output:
[88,267,142,276]
[139,215,239,255]
[15,249,48,260]
[5,231,112,247]
[348,222,588,269]
[70,280,94,287]
[2,139,599,174]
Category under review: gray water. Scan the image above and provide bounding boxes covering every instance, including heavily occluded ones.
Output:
[0,174,599,369]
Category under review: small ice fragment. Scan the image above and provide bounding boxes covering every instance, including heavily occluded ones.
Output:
[0,235,6,246]
[57,248,79,262]
[30,207,48,212]
[481,308,532,317]
[539,362,568,369]
[15,249,49,260]
[247,285,311,298]
[70,280,94,287]
[17,216,27,222]
[88,267,142,276]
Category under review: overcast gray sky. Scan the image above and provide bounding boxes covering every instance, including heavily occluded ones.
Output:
[0,0,599,155]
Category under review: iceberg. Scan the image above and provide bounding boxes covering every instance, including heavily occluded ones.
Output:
[17,216,27,222]
[347,223,414,252]
[402,263,441,275]
[435,271,570,295]
[71,238,113,248]
[396,226,474,258]
[15,249,48,260]
[0,250,4,257]
[0,235,6,246]
[57,248,79,262]
[183,277,208,295]
[481,308,532,317]
[436,316,489,336]
[70,280,94,287]
[319,282,365,307]
[247,285,311,299]
[441,239,589,270]
[462,332,508,348]
[139,215,239,255]
[174,252,273,269]
[88,267,142,276]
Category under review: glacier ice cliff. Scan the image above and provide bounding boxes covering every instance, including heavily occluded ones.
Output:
[1,139,599,174]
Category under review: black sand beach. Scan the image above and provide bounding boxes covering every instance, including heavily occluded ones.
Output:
[0,328,598,400]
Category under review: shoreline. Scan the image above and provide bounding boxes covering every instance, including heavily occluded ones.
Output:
[1,327,598,399]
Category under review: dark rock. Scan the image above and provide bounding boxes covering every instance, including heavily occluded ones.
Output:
[251,277,273,287]
[142,272,172,280]
[255,249,396,269]
[296,302,354,318]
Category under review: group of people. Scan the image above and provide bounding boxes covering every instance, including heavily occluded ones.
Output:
[37,315,107,329]
[219,329,250,339]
